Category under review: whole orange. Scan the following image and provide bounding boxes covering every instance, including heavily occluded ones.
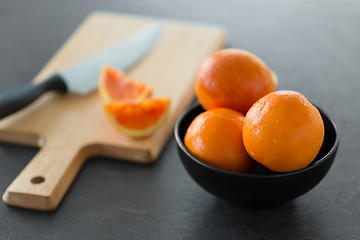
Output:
[195,49,276,115]
[242,90,325,172]
[184,108,256,173]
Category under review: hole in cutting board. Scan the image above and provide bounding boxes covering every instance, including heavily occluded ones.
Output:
[31,176,45,184]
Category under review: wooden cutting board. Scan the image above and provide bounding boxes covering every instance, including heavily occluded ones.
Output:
[0,11,226,211]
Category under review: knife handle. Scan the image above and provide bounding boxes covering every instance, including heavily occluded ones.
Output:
[0,75,67,119]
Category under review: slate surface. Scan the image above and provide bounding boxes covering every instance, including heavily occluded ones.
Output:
[0,1,359,239]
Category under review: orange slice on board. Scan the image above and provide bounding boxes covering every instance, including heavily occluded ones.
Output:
[104,98,170,138]
[98,65,152,103]
[98,66,170,138]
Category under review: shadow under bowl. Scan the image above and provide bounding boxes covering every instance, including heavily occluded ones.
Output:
[174,103,340,208]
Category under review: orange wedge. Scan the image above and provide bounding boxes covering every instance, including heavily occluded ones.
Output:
[104,98,170,138]
[98,66,170,138]
[98,65,152,103]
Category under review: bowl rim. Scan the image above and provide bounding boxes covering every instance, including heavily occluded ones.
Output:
[174,102,340,179]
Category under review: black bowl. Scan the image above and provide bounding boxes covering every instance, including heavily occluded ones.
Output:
[174,103,340,208]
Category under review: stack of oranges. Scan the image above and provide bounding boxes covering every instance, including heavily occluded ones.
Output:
[185,49,324,173]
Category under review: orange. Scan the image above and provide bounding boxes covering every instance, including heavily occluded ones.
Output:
[184,108,256,173]
[195,48,276,115]
[98,66,170,138]
[242,90,325,172]
[98,65,152,103]
[104,98,170,138]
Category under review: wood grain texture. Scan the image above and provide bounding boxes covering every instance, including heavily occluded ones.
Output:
[0,11,226,211]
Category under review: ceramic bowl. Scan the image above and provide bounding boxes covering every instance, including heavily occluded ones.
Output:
[174,103,339,208]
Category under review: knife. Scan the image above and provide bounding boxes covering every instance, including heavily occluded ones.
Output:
[0,23,162,119]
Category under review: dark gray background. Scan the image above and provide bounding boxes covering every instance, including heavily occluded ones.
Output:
[0,0,359,239]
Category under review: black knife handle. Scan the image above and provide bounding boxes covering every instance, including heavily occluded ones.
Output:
[0,74,67,120]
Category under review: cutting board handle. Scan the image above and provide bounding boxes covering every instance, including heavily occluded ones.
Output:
[3,141,88,211]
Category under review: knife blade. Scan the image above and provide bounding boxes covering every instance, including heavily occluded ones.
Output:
[0,23,162,119]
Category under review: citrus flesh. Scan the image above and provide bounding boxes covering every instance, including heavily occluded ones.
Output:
[98,66,170,138]
[98,65,152,103]
[104,98,170,138]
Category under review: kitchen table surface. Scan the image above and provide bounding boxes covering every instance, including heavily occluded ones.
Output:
[0,0,358,239]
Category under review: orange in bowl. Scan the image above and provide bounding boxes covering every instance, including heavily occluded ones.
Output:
[98,66,170,138]
[195,48,276,115]
[184,108,256,174]
[242,90,325,172]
